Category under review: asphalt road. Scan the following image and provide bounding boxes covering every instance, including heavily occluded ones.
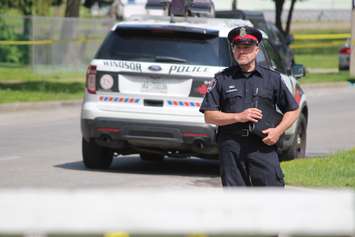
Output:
[0,85,354,189]
[304,85,355,155]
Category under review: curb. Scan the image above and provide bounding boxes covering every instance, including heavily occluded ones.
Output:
[306,68,339,74]
[0,100,81,113]
[300,81,350,89]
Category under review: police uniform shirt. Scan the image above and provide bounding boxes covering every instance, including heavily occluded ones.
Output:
[199,64,299,132]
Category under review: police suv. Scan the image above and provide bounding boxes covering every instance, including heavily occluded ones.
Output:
[81,15,308,169]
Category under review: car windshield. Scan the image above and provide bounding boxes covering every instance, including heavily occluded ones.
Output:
[95,29,231,66]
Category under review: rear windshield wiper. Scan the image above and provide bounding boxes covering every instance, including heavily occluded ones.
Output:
[111,53,187,63]
[154,56,187,63]
[112,53,153,61]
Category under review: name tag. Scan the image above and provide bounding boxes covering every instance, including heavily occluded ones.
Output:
[226,89,238,93]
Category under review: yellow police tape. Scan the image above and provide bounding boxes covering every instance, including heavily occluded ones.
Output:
[294,33,350,40]
[104,232,130,237]
[290,40,345,49]
[0,39,54,45]
[104,233,208,237]
[0,37,102,45]
[186,233,209,237]
[0,34,350,48]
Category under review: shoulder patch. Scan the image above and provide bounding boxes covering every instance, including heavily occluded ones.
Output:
[207,79,217,92]
[222,66,235,74]
[217,66,236,77]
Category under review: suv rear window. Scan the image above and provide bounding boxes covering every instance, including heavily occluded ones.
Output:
[95,28,232,66]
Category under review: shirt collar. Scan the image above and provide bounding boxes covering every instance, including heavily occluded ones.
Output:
[232,63,264,78]
[254,64,265,77]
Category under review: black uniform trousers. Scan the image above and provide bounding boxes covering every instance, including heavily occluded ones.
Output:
[218,133,285,187]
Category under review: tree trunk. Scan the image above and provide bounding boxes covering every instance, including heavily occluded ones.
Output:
[285,0,297,36]
[21,0,33,38]
[20,0,33,65]
[232,0,237,10]
[274,0,285,35]
[65,0,80,17]
[58,0,81,66]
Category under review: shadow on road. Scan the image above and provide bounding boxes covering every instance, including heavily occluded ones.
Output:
[55,155,220,178]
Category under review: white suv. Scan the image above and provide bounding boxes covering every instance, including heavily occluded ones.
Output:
[81,15,308,169]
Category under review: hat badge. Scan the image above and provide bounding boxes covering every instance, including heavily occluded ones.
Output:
[240,27,247,37]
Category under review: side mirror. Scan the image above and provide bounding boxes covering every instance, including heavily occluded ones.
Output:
[292,64,306,79]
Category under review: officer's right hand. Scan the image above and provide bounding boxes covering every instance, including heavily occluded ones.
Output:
[237,108,263,123]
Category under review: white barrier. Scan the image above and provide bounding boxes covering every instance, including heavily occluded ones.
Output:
[0,189,354,236]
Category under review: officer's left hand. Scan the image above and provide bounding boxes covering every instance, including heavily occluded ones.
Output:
[262,128,282,146]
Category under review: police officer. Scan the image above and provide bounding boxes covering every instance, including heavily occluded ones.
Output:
[199,26,299,187]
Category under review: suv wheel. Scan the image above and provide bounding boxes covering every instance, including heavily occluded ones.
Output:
[280,114,307,161]
[140,153,165,161]
[82,138,113,169]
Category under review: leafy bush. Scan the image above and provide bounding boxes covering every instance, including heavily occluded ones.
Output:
[0,17,24,63]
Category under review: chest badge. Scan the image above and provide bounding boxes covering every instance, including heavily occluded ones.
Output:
[240,27,247,37]
[226,85,238,93]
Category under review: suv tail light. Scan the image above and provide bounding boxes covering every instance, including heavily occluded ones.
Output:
[189,79,210,97]
[339,47,351,55]
[86,65,97,94]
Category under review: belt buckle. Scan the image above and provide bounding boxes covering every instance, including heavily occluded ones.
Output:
[241,129,249,137]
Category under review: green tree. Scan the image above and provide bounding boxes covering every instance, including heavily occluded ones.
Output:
[0,0,64,36]
[35,0,52,16]
[0,0,62,64]
[0,17,23,63]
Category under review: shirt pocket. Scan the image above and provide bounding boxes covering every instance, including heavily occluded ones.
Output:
[224,90,245,113]
[257,88,274,101]
[255,87,277,117]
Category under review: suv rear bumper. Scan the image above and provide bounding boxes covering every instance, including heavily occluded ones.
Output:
[81,117,294,159]
[81,118,218,156]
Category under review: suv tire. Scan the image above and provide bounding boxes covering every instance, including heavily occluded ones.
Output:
[82,138,113,169]
[140,153,165,161]
[280,113,307,161]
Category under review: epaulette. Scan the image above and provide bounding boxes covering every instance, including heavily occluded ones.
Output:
[258,64,281,74]
[217,66,236,77]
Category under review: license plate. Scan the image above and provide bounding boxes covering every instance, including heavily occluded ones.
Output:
[141,79,167,93]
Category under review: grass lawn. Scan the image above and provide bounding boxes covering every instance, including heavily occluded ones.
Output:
[281,148,355,188]
[0,64,84,82]
[0,81,84,103]
[300,71,352,84]
[0,64,84,103]
[295,54,338,69]
[291,28,346,69]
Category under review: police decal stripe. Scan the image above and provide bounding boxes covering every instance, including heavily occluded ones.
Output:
[167,100,201,107]
[99,96,141,104]
[100,96,201,107]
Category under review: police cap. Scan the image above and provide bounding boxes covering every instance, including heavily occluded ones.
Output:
[228,26,262,46]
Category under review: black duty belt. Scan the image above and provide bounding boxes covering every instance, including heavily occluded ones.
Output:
[233,128,251,137]
[219,128,251,137]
